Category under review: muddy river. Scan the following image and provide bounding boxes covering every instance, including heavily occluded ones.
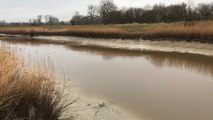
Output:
[1,36,213,120]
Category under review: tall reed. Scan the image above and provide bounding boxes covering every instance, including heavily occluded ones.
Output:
[147,21,213,42]
[0,50,73,119]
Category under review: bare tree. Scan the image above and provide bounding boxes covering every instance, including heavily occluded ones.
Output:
[99,0,117,17]
[99,0,117,24]
[198,3,212,20]
[165,3,187,22]
[44,15,59,25]
[185,0,195,25]
[144,5,152,10]
[87,5,99,24]
[88,5,98,17]
[45,15,52,23]
[70,11,83,25]
[152,4,166,22]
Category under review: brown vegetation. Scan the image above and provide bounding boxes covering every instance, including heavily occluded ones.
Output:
[0,50,72,119]
[0,21,212,43]
[0,25,127,38]
[147,21,213,42]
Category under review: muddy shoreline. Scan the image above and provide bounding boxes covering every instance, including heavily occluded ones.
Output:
[1,34,213,57]
[1,33,213,44]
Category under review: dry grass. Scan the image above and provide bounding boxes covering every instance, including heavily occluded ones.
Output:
[0,24,148,39]
[0,26,126,38]
[0,50,73,119]
[0,21,212,42]
[147,21,213,42]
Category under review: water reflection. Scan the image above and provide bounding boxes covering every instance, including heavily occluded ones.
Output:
[66,45,213,77]
[1,37,213,77]
[0,37,46,46]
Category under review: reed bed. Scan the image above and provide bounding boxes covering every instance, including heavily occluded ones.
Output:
[0,26,127,39]
[0,50,72,119]
[0,21,212,42]
[147,21,213,42]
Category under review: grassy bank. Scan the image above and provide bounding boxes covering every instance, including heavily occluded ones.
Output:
[0,21,212,43]
[0,50,71,119]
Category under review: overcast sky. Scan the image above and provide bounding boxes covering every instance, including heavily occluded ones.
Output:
[0,0,212,22]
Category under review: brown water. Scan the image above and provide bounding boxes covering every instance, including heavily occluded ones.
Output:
[1,37,213,120]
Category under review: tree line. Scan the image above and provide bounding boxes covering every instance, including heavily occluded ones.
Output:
[0,15,68,26]
[0,0,212,26]
[71,0,213,25]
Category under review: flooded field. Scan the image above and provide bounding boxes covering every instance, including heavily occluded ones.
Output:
[1,37,213,120]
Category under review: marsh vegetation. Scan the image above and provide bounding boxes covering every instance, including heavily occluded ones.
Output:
[0,21,213,43]
[0,50,72,119]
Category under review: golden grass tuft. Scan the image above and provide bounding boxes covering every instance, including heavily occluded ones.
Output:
[0,50,73,119]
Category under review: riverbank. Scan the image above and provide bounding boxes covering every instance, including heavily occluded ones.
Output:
[0,21,212,43]
[1,35,213,57]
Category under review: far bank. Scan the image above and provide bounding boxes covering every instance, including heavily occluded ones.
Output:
[0,21,212,43]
